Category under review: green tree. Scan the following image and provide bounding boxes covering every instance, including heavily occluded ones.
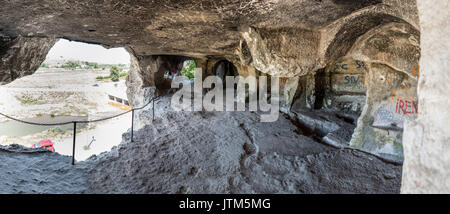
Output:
[85,61,99,69]
[61,61,80,69]
[110,65,121,82]
[181,60,196,79]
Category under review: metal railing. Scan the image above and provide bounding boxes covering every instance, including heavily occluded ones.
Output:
[0,96,160,165]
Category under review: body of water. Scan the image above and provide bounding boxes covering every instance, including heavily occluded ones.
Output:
[0,115,88,137]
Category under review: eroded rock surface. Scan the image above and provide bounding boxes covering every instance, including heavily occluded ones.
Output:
[0,0,420,83]
[0,35,56,85]
[401,0,450,193]
[86,96,403,193]
[0,144,90,194]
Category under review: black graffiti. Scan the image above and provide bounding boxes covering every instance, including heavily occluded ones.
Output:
[344,75,360,86]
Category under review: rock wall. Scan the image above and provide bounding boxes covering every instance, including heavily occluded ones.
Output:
[288,21,420,162]
[346,22,420,163]
[0,35,56,85]
[125,53,187,129]
[323,57,368,114]
[401,0,450,193]
[0,0,386,58]
[125,53,158,108]
[125,19,421,163]
[240,26,321,77]
[291,72,316,110]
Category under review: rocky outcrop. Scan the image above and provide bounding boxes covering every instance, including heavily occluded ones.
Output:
[239,26,320,77]
[0,35,56,85]
[346,22,420,162]
[0,0,397,58]
[288,21,420,162]
[401,0,450,193]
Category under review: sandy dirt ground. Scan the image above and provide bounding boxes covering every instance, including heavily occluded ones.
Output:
[0,67,127,119]
[0,95,402,194]
[55,114,131,161]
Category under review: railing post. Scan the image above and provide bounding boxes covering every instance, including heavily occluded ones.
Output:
[152,98,155,121]
[72,121,77,165]
[131,109,134,142]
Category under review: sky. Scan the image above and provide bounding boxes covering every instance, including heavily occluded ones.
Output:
[45,39,130,64]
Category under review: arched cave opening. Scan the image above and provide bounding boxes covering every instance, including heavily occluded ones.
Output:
[0,38,132,161]
[212,60,238,88]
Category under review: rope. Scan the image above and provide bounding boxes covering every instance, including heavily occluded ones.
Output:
[0,96,160,126]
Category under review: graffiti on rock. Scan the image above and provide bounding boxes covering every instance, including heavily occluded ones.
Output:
[355,60,366,69]
[397,61,420,77]
[331,74,365,93]
[395,98,418,115]
[331,59,366,93]
[280,77,287,90]
[372,95,418,129]
[344,75,360,86]
[373,103,406,129]
[333,60,366,72]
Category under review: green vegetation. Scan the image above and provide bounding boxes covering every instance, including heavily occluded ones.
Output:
[84,61,100,69]
[96,65,128,81]
[110,66,121,82]
[16,96,45,105]
[92,63,127,70]
[40,63,47,68]
[21,98,37,105]
[48,127,65,135]
[61,61,81,69]
[50,60,129,70]
[181,60,196,79]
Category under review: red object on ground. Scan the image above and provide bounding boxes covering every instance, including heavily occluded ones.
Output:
[30,140,55,152]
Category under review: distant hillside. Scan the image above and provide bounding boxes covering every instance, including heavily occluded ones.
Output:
[41,59,130,70]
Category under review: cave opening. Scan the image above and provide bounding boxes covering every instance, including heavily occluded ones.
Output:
[213,59,238,88]
[164,59,196,80]
[0,38,132,161]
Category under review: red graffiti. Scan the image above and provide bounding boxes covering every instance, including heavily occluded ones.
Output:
[412,64,420,77]
[242,66,248,72]
[395,98,418,115]
[280,78,287,90]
